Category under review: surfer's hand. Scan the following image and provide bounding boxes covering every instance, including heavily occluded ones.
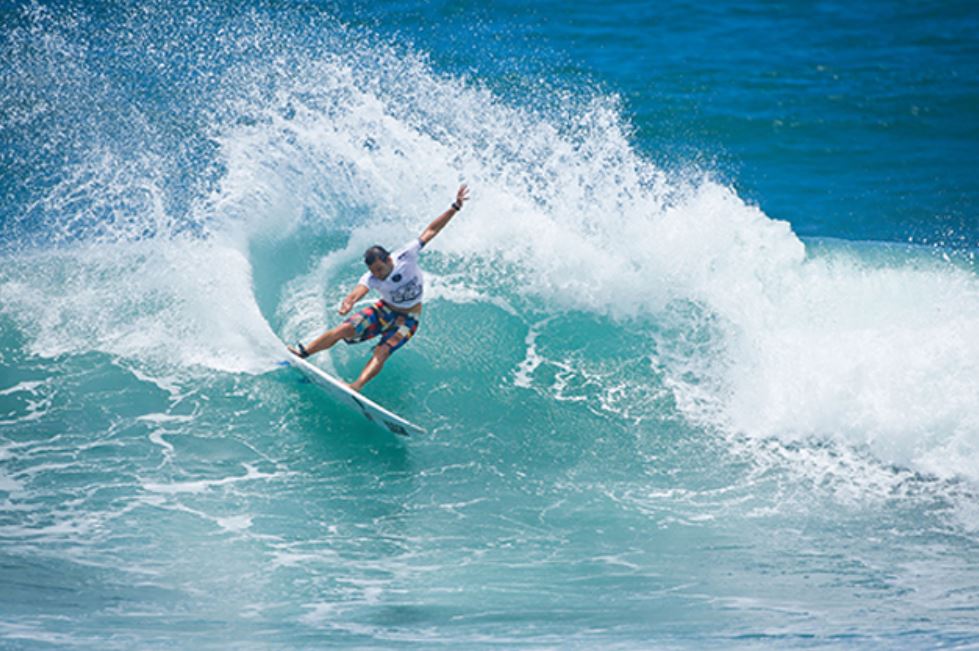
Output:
[338,300,354,315]
[455,184,470,207]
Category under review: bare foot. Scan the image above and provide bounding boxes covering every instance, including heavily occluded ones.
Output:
[287,345,307,359]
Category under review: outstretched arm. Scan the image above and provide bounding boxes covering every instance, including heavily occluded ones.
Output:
[339,283,369,315]
[420,184,470,245]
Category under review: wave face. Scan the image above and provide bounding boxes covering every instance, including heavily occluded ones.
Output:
[2,1,978,648]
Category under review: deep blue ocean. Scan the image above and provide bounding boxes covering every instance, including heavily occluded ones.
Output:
[2,1,978,648]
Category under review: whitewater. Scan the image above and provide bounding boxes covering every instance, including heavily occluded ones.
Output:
[2,2,978,648]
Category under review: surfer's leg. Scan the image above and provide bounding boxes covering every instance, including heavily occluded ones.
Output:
[301,302,385,358]
[301,322,357,356]
[349,346,390,392]
[347,314,417,390]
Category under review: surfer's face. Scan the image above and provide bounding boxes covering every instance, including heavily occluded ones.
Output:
[368,257,393,280]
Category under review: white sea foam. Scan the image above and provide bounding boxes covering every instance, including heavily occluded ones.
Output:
[136,412,194,424]
[0,238,283,383]
[0,473,23,493]
[214,514,253,532]
[513,318,552,389]
[141,462,274,495]
[0,380,48,396]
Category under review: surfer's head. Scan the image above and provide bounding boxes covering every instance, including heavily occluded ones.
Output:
[364,245,393,280]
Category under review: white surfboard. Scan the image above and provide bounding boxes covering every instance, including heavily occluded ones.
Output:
[285,350,426,436]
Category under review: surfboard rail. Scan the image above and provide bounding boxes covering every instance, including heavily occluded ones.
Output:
[285,351,426,436]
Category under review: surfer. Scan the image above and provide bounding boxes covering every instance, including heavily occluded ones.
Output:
[289,184,470,391]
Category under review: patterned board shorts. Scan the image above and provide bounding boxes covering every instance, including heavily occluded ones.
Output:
[343,301,419,354]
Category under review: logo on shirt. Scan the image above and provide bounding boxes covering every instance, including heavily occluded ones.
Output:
[390,277,421,304]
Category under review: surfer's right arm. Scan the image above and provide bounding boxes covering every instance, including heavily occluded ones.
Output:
[339,283,369,315]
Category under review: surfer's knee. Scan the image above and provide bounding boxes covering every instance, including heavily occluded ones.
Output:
[336,322,356,338]
[373,345,391,363]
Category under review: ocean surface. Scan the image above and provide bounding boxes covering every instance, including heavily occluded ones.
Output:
[2,1,978,648]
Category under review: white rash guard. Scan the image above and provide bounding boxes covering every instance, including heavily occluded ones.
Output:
[358,238,425,310]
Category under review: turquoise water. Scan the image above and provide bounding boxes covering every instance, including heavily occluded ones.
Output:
[2,1,979,648]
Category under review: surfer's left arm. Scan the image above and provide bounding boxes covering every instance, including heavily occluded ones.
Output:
[420,184,469,245]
